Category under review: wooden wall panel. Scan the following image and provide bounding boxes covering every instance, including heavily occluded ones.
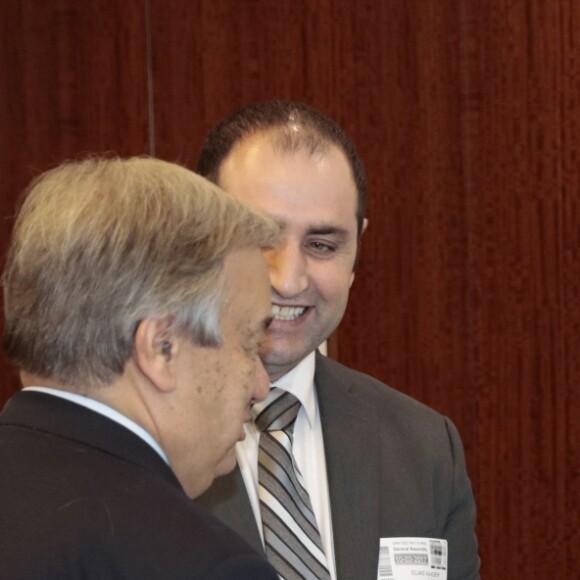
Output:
[149,0,346,163]
[334,1,475,436]
[461,1,580,576]
[0,0,150,401]
[561,4,580,570]
[0,1,578,577]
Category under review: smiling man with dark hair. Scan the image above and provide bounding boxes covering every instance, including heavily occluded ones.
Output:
[196,101,481,580]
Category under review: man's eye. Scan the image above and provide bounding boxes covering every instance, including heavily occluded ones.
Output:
[307,241,336,254]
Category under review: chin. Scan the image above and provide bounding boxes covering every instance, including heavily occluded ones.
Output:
[213,449,238,478]
[263,338,306,362]
[263,342,316,369]
[182,474,214,500]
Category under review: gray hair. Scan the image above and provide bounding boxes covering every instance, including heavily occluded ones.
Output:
[2,156,278,387]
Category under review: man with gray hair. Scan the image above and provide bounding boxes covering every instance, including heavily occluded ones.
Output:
[0,156,279,579]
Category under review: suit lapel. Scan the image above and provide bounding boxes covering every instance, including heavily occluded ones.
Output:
[315,353,381,580]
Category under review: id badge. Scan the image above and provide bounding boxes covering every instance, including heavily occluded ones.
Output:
[377,537,448,580]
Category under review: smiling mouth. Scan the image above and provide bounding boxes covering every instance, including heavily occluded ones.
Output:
[272,305,307,321]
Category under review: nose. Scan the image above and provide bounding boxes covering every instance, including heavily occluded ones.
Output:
[251,358,271,403]
[265,239,308,298]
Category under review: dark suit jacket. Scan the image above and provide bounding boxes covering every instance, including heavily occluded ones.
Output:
[0,391,278,580]
[198,352,481,580]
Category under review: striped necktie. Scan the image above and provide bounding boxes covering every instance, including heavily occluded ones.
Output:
[252,388,331,580]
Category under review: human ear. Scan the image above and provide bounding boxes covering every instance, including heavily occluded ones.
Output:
[351,218,369,285]
[133,318,178,393]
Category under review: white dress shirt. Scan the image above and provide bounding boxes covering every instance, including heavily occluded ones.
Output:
[22,386,169,464]
[236,352,337,579]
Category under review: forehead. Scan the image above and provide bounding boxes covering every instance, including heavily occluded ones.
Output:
[217,133,358,233]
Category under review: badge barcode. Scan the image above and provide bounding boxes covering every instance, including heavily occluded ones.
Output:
[377,546,394,579]
[429,539,446,569]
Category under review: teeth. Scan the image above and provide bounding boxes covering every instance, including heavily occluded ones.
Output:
[272,305,306,321]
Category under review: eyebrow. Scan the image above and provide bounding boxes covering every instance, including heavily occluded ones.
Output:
[306,226,350,238]
[273,217,350,238]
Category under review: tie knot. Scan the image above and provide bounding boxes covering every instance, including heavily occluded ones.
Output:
[252,388,301,432]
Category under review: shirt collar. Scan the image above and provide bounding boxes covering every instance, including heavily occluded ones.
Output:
[22,386,169,464]
[272,351,316,427]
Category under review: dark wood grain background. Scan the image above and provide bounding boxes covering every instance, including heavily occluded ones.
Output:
[1,1,578,576]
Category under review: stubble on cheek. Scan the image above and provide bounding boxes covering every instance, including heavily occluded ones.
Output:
[210,360,225,394]
[243,361,260,401]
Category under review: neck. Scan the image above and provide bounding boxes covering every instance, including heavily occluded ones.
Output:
[20,371,79,392]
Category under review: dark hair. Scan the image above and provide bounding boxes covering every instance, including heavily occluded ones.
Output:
[196,100,368,235]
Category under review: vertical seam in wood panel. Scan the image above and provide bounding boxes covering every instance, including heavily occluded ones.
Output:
[457,0,479,451]
[556,4,568,569]
[144,0,155,156]
[557,0,565,366]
